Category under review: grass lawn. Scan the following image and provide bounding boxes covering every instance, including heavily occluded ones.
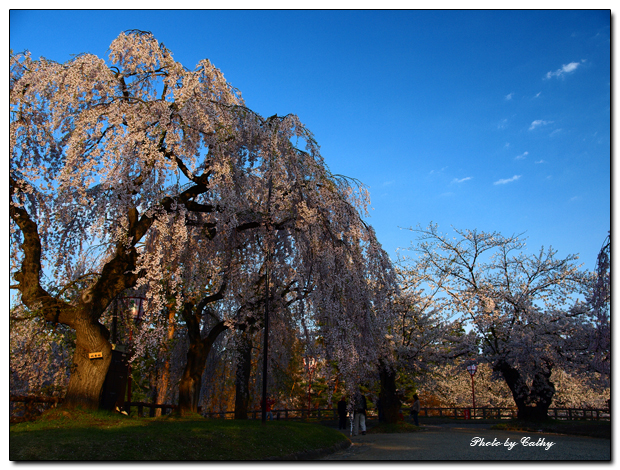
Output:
[9,409,349,460]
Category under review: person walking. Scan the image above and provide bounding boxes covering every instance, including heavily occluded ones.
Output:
[411,394,421,426]
[337,396,348,430]
[353,392,367,436]
[262,396,275,420]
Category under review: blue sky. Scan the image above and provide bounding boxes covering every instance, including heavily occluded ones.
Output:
[9,10,611,272]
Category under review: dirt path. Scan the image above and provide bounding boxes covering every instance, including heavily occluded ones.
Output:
[321,424,610,460]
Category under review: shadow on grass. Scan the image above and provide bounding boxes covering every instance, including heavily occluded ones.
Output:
[10,409,348,460]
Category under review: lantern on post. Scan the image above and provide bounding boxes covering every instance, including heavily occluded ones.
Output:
[466,364,477,415]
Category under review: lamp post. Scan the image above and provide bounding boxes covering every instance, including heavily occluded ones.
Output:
[125,297,144,407]
[303,356,317,415]
[466,364,477,415]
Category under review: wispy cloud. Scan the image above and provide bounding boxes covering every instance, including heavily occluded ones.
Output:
[545,60,585,79]
[505,92,514,100]
[535,159,546,164]
[529,120,553,131]
[515,151,529,160]
[535,92,542,98]
[549,129,563,137]
[494,175,521,185]
[452,177,472,184]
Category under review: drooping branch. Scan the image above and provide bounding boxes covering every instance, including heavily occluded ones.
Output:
[10,179,75,326]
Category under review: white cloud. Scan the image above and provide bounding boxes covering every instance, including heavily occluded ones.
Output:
[515,151,529,160]
[535,92,542,98]
[529,120,553,131]
[452,177,472,184]
[493,175,521,185]
[535,159,546,164]
[505,93,514,100]
[545,60,584,79]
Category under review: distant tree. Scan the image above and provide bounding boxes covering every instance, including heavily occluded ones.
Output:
[376,259,462,423]
[408,224,591,420]
[10,305,74,398]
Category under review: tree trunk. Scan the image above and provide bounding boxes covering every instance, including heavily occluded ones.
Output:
[155,308,177,416]
[177,319,228,415]
[379,361,401,424]
[234,334,253,419]
[63,315,113,409]
[494,359,555,421]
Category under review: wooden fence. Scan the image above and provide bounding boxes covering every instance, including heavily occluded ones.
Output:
[10,395,64,423]
[10,396,610,423]
[124,403,610,421]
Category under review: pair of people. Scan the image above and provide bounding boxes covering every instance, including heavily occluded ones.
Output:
[338,392,367,435]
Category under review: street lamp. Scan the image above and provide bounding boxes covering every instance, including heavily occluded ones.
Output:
[466,364,477,414]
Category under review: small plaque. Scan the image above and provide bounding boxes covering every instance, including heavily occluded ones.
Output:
[89,352,103,359]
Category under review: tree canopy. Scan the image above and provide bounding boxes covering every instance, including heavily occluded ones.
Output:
[10,31,396,409]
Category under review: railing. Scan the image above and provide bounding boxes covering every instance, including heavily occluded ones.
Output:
[421,407,518,420]
[420,407,610,421]
[11,396,610,423]
[10,395,64,423]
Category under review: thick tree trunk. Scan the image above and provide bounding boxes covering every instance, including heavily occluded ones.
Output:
[494,359,555,421]
[64,315,113,409]
[379,361,401,424]
[177,319,228,415]
[234,334,253,419]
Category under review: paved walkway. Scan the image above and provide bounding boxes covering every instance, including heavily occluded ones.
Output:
[321,423,610,460]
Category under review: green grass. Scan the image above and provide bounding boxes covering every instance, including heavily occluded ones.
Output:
[10,408,348,460]
[492,419,610,439]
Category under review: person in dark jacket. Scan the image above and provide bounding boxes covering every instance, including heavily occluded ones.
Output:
[337,396,348,430]
[410,394,421,426]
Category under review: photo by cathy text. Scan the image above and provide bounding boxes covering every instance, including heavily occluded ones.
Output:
[471,437,555,451]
